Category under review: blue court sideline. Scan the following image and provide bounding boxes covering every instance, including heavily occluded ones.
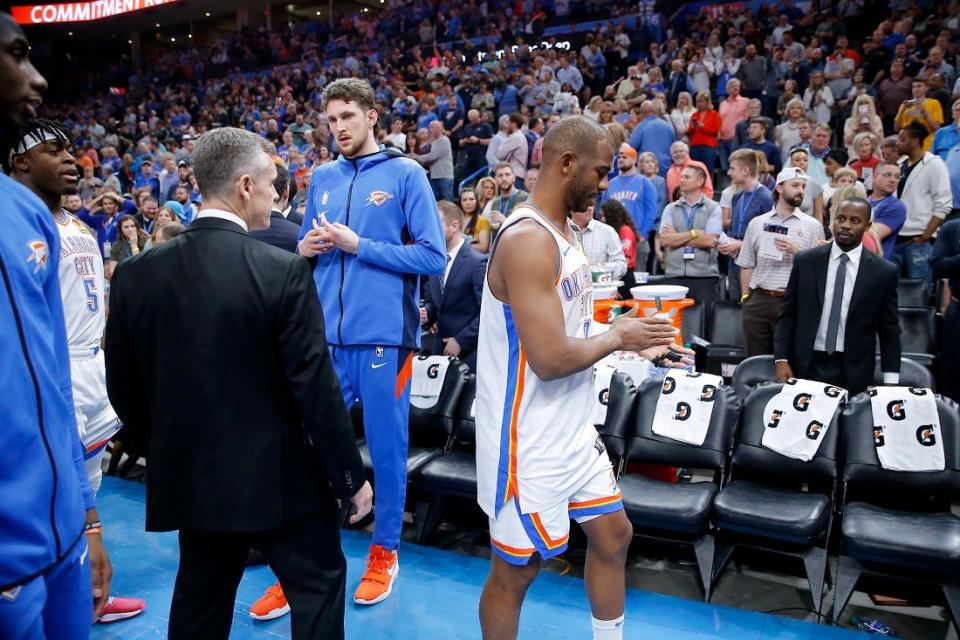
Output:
[91,477,867,639]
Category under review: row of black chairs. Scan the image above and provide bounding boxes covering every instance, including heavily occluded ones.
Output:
[352,358,960,631]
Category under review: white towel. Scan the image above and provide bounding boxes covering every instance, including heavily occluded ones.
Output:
[761,379,847,462]
[651,371,724,445]
[868,386,944,472]
[591,364,618,426]
[410,355,452,409]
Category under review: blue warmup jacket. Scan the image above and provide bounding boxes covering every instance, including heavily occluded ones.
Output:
[300,146,446,349]
[0,173,94,591]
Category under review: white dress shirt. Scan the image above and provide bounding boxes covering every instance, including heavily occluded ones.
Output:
[814,242,861,353]
[195,208,248,232]
[443,237,465,287]
[577,219,627,278]
[814,241,898,384]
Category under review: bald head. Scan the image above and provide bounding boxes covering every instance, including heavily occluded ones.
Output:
[541,116,612,166]
[539,116,613,214]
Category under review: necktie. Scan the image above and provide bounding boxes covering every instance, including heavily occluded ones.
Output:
[440,255,452,292]
[824,253,849,354]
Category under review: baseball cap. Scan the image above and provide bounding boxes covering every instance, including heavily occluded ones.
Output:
[177,160,189,168]
[619,144,638,159]
[776,167,809,185]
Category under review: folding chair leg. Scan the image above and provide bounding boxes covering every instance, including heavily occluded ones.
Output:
[801,545,828,615]
[943,584,960,636]
[830,555,862,624]
[692,534,715,602]
[710,536,737,587]
[414,495,446,545]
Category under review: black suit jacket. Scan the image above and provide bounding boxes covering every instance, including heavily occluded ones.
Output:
[250,210,301,253]
[424,242,487,370]
[105,217,364,533]
[286,207,304,228]
[774,243,901,394]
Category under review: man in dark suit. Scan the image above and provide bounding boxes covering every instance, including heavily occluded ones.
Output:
[105,127,372,640]
[774,197,901,394]
[421,200,487,371]
[251,161,300,253]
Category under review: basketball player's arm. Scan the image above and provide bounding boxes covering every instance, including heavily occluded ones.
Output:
[276,259,370,506]
[494,223,677,381]
[350,170,447,275]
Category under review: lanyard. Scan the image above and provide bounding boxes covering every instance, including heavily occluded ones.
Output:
[735,188,757,238]
[680,199,700,230]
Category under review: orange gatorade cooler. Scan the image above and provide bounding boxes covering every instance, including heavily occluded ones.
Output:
[629,285,695,346]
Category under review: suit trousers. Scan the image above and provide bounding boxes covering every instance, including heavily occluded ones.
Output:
[807,351,847,389]
[941,301,960,404]
[742,290,784,357]
[169,509,346,640]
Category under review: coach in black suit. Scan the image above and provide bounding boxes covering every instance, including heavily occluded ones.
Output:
[251,162,301,253]
[105,128,372,640]
[774,197,901,395]
[422,201,487,371]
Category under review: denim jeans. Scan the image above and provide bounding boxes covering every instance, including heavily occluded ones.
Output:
[718,139,734,172]
[430,178,454,202]
[891,239,933,283]
[690,145,718,182]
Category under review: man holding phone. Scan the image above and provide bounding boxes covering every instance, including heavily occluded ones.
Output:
[894,79,943,152]
[736,167,825,357]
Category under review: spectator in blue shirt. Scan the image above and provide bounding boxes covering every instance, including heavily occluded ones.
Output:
[133,158,160,201]
[932,99,960,160]
[945,143,960,223]
[742,117,783,175]
[868,162,908,260]
[416,100,438,130]
[723,149,775,299]
[629,101,675,178]
[601,143,657,269]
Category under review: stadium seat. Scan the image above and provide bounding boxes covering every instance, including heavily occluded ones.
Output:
[694,300,746,379]
[596,370,639,475]
[681,301,706,345]
[897,278,930,308]
[732,355,937,401]
[710,383,842,613]
[897,307,938,369]
[357,356,471,481]
[618,378,739,600]
[832,393,960,632]
[412,374,478,544]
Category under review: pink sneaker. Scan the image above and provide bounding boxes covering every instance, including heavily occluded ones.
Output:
[97,595,146,623]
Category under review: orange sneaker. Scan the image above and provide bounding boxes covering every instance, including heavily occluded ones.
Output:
[353,545,399,605]
[249,582,289,620]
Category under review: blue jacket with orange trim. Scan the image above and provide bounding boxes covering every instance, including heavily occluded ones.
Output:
[300,146,446,348]
[0,173,94,591]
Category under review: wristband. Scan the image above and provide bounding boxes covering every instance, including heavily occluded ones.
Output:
[740,293,750,303]
[690,229,698,239]
[84,521,103,535]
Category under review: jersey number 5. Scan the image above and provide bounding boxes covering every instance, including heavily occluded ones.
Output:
[83,277,100,313]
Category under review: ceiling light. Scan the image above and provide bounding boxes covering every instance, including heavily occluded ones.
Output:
[188,34,193,38]
[170,37,176,42]
[205,12,211,16]
[155,22,160,27]
[67,31,73,35]
[316,10,321,14]
[128,39,133,44]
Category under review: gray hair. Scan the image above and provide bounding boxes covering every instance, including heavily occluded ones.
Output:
[191,127,274,201]
[498,115,510,131]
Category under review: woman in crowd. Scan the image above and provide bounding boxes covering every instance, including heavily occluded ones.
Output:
[583,96,604,121]
[459,187,491,253]
[687,91,721,179]
[107,214,148,279]
[837,68,876,122]
[880,135,901,165]
[849,132,882,192]
[553,82,580,117]
[822,166,859,213]
[787,146,825,223]
[776,79,800,119]
[476,176,498,217]
[639,151,668,220]
[842,94,885,157]
[646,66,665,94]
[669,91,695,141]
[802,71,834,124]
[598,102,615,127]
[775,98,807,165]
[600,198,640,297]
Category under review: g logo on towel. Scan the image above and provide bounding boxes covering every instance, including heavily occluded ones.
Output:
[599,389,610,406]
[823,386,843,398]
[887,400,906,421]
[909,388,928,396]
[916,425,937,446]
[674,401,691,421]
[793,393,812,411]
[427,364,441,379]
[686,372,702,378]
[662,377,676,394]
[873,426,885,447]
[805,421,824,440]
[767,410,783,429]
[700,385,717,402]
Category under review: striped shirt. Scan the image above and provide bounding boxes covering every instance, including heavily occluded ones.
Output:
[736,207,825,291]
[577,218,627,278]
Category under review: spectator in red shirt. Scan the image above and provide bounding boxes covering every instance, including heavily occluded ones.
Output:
[849,132,882,192]
[687,91,721,184]
[600,198,642,297]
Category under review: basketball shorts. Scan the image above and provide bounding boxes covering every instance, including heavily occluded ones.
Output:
[70,347,121,494]
[489,442,623,566]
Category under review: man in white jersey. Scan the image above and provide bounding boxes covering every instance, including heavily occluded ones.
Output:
[476,116,692,640]
[8,119,145,623]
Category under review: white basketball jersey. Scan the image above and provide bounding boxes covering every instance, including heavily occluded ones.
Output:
[56,212,105,350]
[476,204,599,517]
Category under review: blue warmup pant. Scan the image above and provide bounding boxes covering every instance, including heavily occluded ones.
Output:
[331,345,413,551]
[0,535,92,640]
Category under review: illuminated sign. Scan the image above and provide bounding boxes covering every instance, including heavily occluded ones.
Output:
[11,0,177,25]
[463,40,572,63]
